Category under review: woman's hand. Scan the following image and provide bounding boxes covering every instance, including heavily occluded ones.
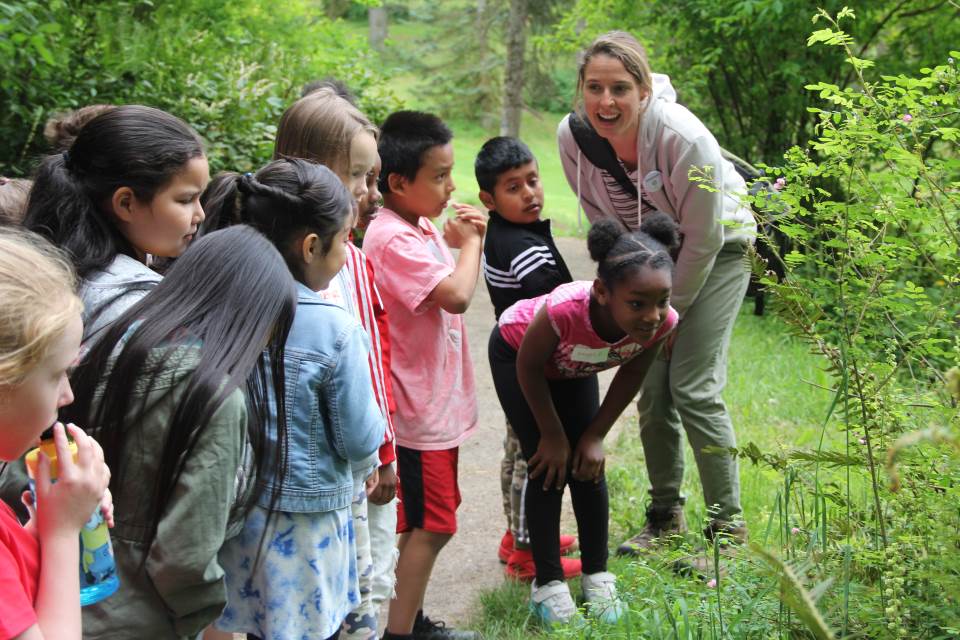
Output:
[572,435,605,483]
[528,433,570,491]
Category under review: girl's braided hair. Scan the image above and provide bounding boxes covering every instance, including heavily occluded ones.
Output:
[200,158,353,282]
[587,212,680,287]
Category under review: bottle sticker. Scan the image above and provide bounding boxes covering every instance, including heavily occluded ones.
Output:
[571,344,610,363]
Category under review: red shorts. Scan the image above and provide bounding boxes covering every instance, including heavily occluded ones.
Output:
[396,445,461,535]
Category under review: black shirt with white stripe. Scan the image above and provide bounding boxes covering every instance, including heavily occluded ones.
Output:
[482,210,573,320]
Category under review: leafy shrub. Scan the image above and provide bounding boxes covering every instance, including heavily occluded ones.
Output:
[741,9,960,637]
[0,0,402,176]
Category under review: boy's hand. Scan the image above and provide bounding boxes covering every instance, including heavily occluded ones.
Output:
[364,466,380,498]
[571,435,605,483]
[34,423,111,540]
[528,432,570,491]
[443,215,481,249]
[449,202,487,236]
[368,463,397,505]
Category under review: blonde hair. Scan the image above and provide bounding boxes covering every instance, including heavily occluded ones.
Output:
[273,87,379,178]
[0,227,82,387]
[0,177,32,225]
[575,31,654,113]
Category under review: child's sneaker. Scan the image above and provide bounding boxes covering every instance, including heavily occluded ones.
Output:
[504,549,582,581]
[412,611,483,639]
[498,530,578,563]
[529,580,579,627]
[498,530,514,563]
[580,571,626,624]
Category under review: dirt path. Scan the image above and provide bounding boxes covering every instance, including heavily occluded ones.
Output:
[421,236,634,627]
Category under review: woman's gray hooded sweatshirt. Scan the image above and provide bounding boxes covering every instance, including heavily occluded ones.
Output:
[558,73,755,317]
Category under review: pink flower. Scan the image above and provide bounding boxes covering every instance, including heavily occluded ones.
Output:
[859,437,867,445]
[707,578,717,588]
[791,527,800,535]
[774,177,786,191]
[902,114,913,123]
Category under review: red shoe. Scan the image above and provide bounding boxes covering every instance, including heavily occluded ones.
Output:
[559,534,578,556]
[498,530,513,564]
[500,530,579,563]
[504,549,582,582]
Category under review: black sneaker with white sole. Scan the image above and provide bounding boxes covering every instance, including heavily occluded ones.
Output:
[413,612,483,640]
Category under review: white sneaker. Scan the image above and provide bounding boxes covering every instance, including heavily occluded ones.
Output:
[580,571,626,624]
[529,580,578,627]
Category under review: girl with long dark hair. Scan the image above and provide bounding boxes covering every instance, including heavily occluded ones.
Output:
[64,226,297,640]
[24,104,208,344]
[202,159,385,640]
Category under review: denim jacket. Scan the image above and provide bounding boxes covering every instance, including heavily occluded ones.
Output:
[258,283,386,512]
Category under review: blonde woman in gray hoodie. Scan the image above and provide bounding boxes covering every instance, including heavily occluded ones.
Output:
[557,31,756,565]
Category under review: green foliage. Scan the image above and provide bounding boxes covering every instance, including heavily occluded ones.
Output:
[410,0,505,128]
[751,13,960,634]
[539,0,960,165]
[476,11,960,638]
[0,0,402,176]
[388,0,575,128]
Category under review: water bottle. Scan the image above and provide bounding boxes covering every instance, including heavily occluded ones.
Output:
[24,432,120,606]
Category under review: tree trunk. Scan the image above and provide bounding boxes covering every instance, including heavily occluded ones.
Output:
[368,6,387,52]
[500,0,528,137]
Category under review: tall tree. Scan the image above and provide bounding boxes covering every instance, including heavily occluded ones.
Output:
[368,5,387,52]
[500,0,528,136]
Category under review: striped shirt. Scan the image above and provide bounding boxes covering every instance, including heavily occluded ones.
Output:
[320,243,396,465]
[482,211,572,320]
[600,164,656,231]
[483,244,559,290]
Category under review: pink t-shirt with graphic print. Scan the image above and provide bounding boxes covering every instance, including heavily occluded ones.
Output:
[498,280,678,379]
[362,208,478,451]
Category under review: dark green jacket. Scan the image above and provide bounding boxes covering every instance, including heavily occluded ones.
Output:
[82,347,248,640]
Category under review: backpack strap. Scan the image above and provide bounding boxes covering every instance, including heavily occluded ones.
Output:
[719,148,762,181]
[567,112,638,199]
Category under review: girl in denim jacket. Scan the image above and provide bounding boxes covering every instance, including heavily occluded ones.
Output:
[202,158,386,640]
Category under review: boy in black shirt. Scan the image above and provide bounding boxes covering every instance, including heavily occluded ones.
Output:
[475,136,580,580]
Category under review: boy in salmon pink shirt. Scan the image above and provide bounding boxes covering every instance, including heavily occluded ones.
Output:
[362,111,485,640]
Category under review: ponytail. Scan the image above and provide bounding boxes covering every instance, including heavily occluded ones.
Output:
[201,158,353,281]
[24,105,204,278]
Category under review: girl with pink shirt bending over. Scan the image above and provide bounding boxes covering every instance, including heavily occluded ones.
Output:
[489,213,680,628]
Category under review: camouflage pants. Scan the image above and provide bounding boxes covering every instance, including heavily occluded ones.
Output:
[501,422,530,547]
